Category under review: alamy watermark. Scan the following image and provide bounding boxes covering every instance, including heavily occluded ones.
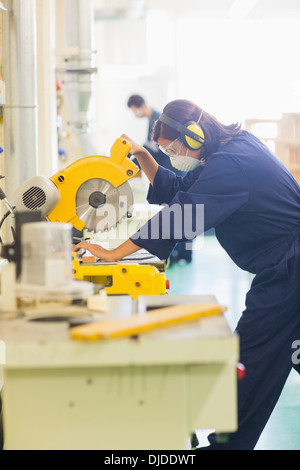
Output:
[95,202,205,250]
[291,340,300,365]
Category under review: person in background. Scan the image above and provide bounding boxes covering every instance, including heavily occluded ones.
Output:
[127,94,192,264]
[75,98,300,450]
[127,94,160,153]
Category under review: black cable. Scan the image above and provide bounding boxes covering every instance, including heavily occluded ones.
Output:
[0,209,15,246]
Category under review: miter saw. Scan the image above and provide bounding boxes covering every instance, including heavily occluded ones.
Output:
[13,138,168,299]
[15,138,139,232]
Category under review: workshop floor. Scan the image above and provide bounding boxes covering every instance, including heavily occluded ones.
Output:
[165,234,300,450]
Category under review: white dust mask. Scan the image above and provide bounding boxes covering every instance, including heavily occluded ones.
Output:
[169,154,201,172]
[159,138,203,172]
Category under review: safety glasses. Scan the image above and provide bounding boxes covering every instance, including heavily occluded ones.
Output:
[159,138,185,157]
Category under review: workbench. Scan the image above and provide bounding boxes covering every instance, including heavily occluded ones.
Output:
[0,295,239,450]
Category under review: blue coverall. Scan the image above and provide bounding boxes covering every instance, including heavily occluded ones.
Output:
[130,130,300,450]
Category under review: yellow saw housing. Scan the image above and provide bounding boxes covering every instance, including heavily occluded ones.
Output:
[48,138,139,231]
[73,257,168,300]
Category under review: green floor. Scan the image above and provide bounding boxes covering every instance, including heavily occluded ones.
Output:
[166,234,300,450]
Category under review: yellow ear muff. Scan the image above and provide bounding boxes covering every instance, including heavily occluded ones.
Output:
[158,114,206,150]
[183,122,205,150]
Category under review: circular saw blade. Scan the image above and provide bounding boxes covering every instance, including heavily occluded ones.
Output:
[75,178,133,232]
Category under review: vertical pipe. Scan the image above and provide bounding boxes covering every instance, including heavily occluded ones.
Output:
[36,0,58,176]
[2,0,38,203]
[64,0,96,135]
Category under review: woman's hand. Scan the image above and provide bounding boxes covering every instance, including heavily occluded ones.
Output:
[121,134,145,156]
[121,134,159,185]
[73,239,141,263]
[73,242,117,262]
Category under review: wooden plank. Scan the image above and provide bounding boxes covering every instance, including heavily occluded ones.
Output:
[70,303,226,341]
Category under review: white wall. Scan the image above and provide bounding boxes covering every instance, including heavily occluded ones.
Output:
[175,18,300,124]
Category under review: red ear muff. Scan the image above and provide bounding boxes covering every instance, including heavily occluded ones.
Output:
[158,114,206,150]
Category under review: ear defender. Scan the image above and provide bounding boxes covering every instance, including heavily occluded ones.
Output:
[158,112,206,150]
[183,121,205,150]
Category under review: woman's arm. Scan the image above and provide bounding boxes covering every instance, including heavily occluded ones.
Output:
[122,133,194,205]
[73,238,141,262]
[121,134,159,186]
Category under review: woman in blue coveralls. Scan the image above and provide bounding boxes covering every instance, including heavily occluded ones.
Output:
[75,99,300,450]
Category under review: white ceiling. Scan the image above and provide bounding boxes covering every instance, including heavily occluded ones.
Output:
[94,0,300,20]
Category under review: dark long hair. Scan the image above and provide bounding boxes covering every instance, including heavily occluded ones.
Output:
[153,99,242,157]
